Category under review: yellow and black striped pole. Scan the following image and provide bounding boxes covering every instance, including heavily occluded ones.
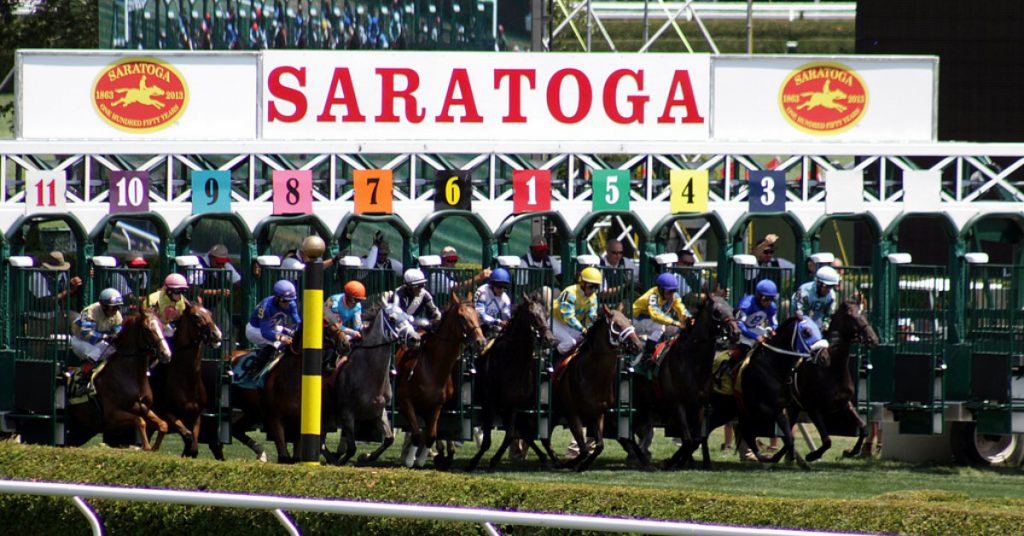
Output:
[299,235,325,465]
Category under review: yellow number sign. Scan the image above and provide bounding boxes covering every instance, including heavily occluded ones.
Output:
[670,169,709,213]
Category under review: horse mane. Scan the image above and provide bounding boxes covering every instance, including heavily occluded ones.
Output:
[770,316,802,345]
[576,312,609,357]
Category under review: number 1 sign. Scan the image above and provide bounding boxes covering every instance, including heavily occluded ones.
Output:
[513,170,551,213]
[25,170,67,214]
[110,171,150,213]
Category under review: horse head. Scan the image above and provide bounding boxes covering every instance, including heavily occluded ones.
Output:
[179,302,223,349]
[708,295,741,343]
[520,291,556,350]
[141,311,173,364]
[381,301,421,349]
[601,304,641,355]
[323,317,352,357]
[448,292,486,354]
[830,300,879,348]
[794,317,830,367]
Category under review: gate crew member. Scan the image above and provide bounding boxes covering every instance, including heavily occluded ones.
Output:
[71,288,124,363]
[388,268,441,330]
[328,280,366,342]
[474,267,512,337]
[724,279,780,374]
[244,280,302,378]
[631,273,687,366]
[793,266,841,331]
[552,267,602,358]
[144,273,190,338]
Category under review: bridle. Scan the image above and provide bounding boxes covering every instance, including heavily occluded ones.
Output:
[607,316,636,348]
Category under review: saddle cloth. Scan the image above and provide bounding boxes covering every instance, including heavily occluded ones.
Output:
[231,351,283,390]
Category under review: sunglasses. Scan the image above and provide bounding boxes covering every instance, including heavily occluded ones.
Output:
[442,256,459,263]
[762,249,776,254]
[607,250,624,255]
[492,284,507,290]
[167,289,185,296]
[581,283,598,291]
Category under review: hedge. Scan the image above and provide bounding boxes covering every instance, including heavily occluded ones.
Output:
[0,442,1021,535]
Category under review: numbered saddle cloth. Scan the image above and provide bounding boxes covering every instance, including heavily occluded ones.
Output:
[231,351,283,390]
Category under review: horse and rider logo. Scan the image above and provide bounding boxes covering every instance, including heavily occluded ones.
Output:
[778,62,868,135]
[92,57,189,133]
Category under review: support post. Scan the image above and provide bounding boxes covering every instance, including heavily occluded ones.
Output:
[300,235,325,466]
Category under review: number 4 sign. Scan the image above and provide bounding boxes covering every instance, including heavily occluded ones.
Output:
[670,170,709,213]
[25,170,67,214]
[110,171,150,213]
[513,170,551,213]
[749,170,787,213]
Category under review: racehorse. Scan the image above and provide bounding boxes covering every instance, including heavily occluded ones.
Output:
[150,302,223,458]
[735,316,829,468]
[540,305,641,472]
[395,293,486,469]
[628,295,740,470]
[466,293,557,472]
[323,301,421,466]
[66,311,173,450]
[231,318,351,463]
[790,300,879,461]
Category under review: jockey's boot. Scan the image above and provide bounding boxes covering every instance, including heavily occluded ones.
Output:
[715,346,745,383]
[246,345,278,381]
[631,338,658,367]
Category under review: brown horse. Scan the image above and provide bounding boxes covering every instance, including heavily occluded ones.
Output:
[232,317,350,463]
[66,311,173,450]
[540,305,642,472]
[790,300,879,461]
[150,302,223,457]
[395,293,486,469]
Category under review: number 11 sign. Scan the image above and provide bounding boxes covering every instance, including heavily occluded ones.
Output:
[25,170,67,214]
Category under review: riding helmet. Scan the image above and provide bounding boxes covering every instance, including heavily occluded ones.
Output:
[579,267,603,285]
[489,267,511,285]
[343,280,367,300]
[403,268,427,286]
[755,279,779,298]
[98,288,124,307]
[273,279,298,301]
[815,266,841,286]
[164,273,189,290]
[655,273,679,291]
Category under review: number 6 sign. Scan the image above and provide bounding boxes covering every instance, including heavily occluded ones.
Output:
[749,170,787,213]
[272,170,313,215]
[434,170,472,211]
[110,171,150,213]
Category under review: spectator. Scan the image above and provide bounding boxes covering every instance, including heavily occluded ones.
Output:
[599,239,639,280]
[28,251,83,335]
[520,237,562,276]
[748,234,796,287]
[363,230,404,277]
[110,253,151,307]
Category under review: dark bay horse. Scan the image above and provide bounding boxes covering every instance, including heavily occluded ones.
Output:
[323,302,420,465]
[467,293,557,472]
[540,305,641,472]
[736,316,829,468]
[232,318,350,463]
[150,302,223,457]
[629,295,740,470]
[66,311,173,450]
[790,301,879,461]
[395,293,486,469]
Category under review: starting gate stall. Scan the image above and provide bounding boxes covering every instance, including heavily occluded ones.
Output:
[728,214,805,320]
[415,210,494,304]
[336,214,411,304]
[4,214,90,445]
[494,211,573,292]
[175,255,234,446]
[173,213,254,349]
[648,212,729,311]
[253,215,337,306]
[0,232,12,431]
[89,213,172,313]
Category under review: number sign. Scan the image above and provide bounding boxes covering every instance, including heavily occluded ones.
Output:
[272,170,313,215]
[669,169,709,213]
[748,170,787,213]
[592,169,630,211]
[191,170,231,215]
[434,170,472,211]
[513,170,551,213]
[353,169,393,214]
[25,170,67,214]
[109,171,150,213]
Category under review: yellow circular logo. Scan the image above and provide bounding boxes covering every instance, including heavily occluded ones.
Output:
[92,57,189,133]
[779,62,868,135]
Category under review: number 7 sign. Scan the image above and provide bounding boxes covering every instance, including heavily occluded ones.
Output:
[25,170,67,214]
[353,169,393,214]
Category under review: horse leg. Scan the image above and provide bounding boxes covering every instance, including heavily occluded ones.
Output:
[561,415,589,470]
[359,408,395,464]
[664,405,693,470]
[188,415,202,458]
[265,414,292,463]
[232,417,268,462]
[488,412,519,471]
[576,417,604,472]
[803,406,832,462]
[770,409,808,470]
[842,402,869,458]
[338,413,358,466]
[421,406,443,469]
[466,410,493,472]
[399,398,422,468]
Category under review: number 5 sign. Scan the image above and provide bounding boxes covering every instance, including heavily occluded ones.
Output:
[434,170,472,211]
[110,171,150,213]
[670,170,709,213]
[749,170,787,213]
[592,169,630,211]
[272,170,313,215]
[513,170,551,213]
[25,170,67,214]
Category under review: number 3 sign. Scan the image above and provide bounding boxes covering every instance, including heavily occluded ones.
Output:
[434,170,472,211]
[749,170,787,213]
[110,171,150,213]
[273,170,313,215]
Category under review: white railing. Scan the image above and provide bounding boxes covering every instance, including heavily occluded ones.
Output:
[0,479,868,536]
[591,1,857,21]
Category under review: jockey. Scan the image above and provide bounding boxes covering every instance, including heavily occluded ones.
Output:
[631,273,688,366]
[245,279,302,371]
[71,288,124,363]
[552,267,601,357]
[388,268,441,331]
[144,273,189,338]
[328,280,366,341]
[793,266,840,330]
[474,267,512,336]
[725,279,780,371]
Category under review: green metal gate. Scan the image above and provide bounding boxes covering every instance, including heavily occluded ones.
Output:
[508,266,556,439]
[93,265,152,315]
[733,262,798,319]
[593,265,636,439]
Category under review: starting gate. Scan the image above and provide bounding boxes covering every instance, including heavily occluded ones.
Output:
[92,258,152,315]
[507,264,556,439]
[592,264,637,439]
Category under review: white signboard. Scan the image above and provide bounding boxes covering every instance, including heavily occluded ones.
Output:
[712,56,937,142]
[902,170,942,210]
[261,51,712,142]
[825,170,865,214]
[17,51,259,140]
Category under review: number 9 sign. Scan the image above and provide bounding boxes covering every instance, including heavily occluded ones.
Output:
[191,170,231,215]
[273,170,313,215]
[749,170,787,213]
[434,170,472,211]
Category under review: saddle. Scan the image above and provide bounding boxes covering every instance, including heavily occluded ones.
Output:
[711,347,756,397]
[68,361,106,405]
[634,335,679,381]
[230,350,283,390]
[552,347,581,386]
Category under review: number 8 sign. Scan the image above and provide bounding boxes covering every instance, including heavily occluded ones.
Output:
[110,171,150,213]
[273,170,313,215]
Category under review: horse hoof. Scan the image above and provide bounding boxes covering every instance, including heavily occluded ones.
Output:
[841,448,858,458]
[797,457,811,471]
[258,452,268,463]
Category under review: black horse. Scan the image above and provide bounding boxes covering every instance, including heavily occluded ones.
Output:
[466,293,557,472]
[790,301,879,461]
[627,295,740,470]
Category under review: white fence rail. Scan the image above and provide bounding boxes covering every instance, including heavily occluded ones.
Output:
[0,479,868,536]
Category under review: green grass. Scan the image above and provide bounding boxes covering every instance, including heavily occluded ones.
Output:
[0,94,12,139]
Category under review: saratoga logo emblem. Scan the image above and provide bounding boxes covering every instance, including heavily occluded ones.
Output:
[779,62,867,135]
[92,57,188,133]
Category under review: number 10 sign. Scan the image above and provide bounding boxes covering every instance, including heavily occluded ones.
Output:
[110,171,150,213]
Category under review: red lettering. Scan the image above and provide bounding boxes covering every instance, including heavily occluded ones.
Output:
[494,69,536,123]
[435,69,483,123]
[657,70,705,124]
[267,66,307,123]
[316,68,365,123]
[546,69,592,124]
[603,69,648,124]
[376,68,425,123]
